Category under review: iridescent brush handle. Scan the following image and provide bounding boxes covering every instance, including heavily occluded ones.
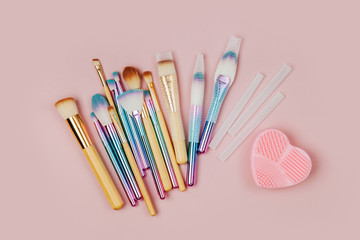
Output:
[117,106,145,176]
[129,115,151,169]
[198,75,231,153]
[92,119,136,205]
[145,98,178,188]
[106,124,142,200]
[133,111,165,199]
[187,105,202,185]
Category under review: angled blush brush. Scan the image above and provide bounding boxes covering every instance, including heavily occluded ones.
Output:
[55,98,123,210]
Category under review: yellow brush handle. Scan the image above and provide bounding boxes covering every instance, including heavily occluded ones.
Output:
[142,116,172,191]
[123,142,156,216]
[156,110,186,191]
[104,86,117,111]
[169,112,188,164]
[82,145,124,210]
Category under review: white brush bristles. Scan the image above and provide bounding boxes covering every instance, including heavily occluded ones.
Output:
[91,94,112,126]
[190,54,205,106]
[116,89,144,115]
[214,36,242,85]
[55,98,79,119]
[157,51,176,76]
[156,51,173,62]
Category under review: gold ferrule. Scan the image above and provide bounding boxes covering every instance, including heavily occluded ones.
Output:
[159,75,177,113]
[66,114,92,149]
[110,114,127,143]
[141,103,150,118]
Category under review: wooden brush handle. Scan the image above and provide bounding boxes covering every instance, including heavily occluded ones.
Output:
[83,145,124,210]
[142,116,172,191]
[156,110,186,191]
[123,142,156,216]
[168,112,188,165]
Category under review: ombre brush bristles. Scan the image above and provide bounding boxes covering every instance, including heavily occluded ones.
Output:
[142,71,153,84]
[191,54,205,107]
[91,94,113,126]
[55,98,78,120]
[198,36,242,153]
[123,67,141,90]
[107,79,118,96]
[117,90,144,115]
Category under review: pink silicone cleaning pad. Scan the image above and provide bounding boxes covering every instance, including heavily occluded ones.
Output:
[251,129,312,188]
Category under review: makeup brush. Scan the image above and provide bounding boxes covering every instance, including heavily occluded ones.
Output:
[123,67,172,191]
[117,90,165,199]
[144,90,178,188]
[198,36,242,153]
[55,98,123,210]
[90,112,136,206]
[92,59,117,112]
[92,94,141,200]
[108,107,156,215]
[187,54,205,186]
[114,70,150,170]
[156,52,187,164]
[143,71,186,191]
[107,78,146,176]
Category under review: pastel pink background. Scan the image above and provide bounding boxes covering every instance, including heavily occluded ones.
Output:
[1,0,359,239]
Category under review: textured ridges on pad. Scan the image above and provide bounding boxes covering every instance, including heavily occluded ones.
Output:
[251,129,311,188]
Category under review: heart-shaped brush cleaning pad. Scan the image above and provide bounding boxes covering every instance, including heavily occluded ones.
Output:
[251,129,311,188]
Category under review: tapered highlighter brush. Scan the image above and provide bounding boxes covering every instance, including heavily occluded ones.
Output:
[156,52,188,164]
[107,78,146,176]
[117,90,165,199]
[90,112,136,206]
[55,98,123,210]
[198,36,242,153]
[143,71,186,191]
[92,94,142,200]
[108,107,156,216]
[112,72,123,95]
[123,67,172,191]
[144,90,178,188]
[187,54,205,186]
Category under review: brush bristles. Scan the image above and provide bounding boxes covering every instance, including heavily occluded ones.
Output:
[106,79,117,91]
[92,59,101,68]
[116,89,144,115]
[90,112,98,122]
[144,90,151,101]
[108,106,116,117]
[55,98,79,119]
[122,66,141,90]
[214,36,241,85]
[194,54,204,74]
[113,72,121,82]
[143,71,153,84]
[91,94,112,126]
[156,51,173,62]
[157,60,176,76]
[191,80,205,106]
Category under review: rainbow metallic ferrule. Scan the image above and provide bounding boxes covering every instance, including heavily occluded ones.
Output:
[187,55,205,186]
[144,92,178,188]
[132,110,165,199]
[90,113,136,206]
[198,36,241,153]
[104,122,142,200]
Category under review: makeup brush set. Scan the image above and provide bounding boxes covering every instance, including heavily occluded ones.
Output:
[55,35,312,216]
